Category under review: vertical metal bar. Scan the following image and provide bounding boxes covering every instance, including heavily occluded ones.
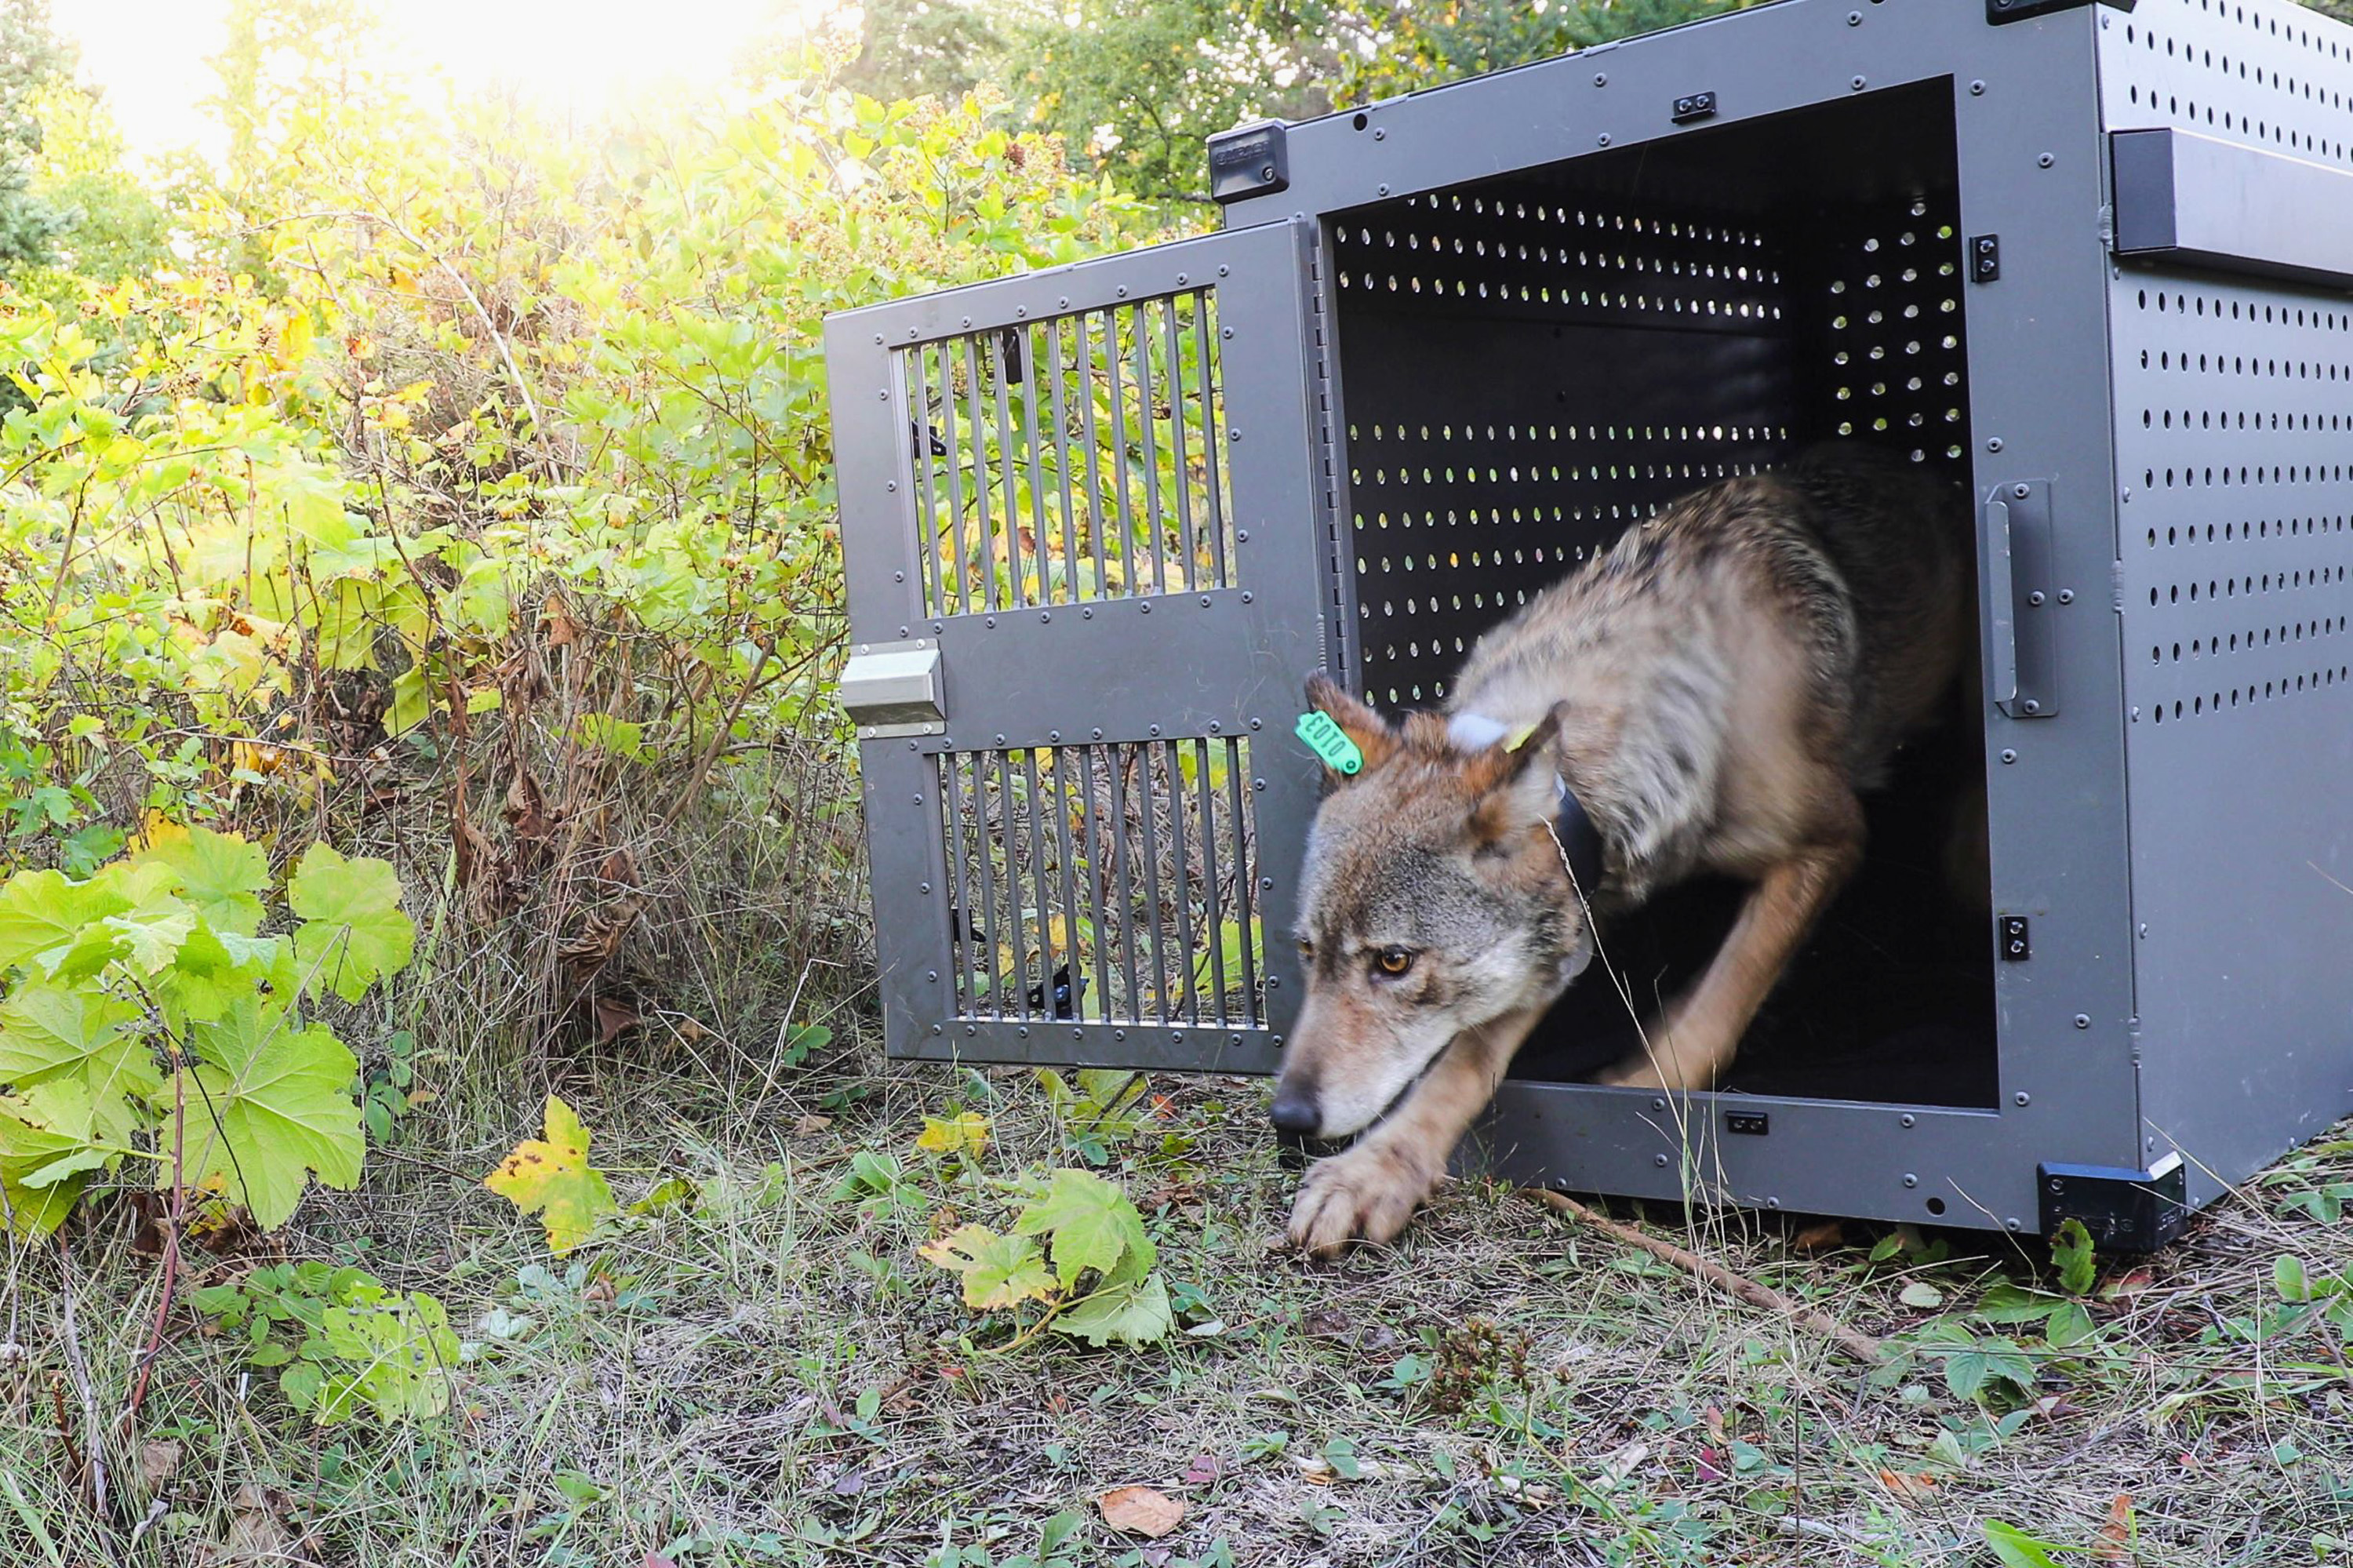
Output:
[1195,290,1232,588]
[1107,746,1143,1021]
[1079,313,1113,601]
[1224,737,1259,1028]
[991,330,1027,609]
[1106,310,1136,598]
[1022,748,1056,1023]
[1162,738,1199,1026]
[906,347,937,618]
[1004,748,1036,1020]
[1133,743,1169,1023]
[1075,744,1114,1024]
[1161,296,1198,595]
[941,752,973,1016]
[939,342,970,617]
[1022,322,1053,602]
[961,335,994,613]
[1133,303,1169,598]
[1048,745,1086,1023]
[976,749,1004,1018]
[1195,738,1227,1024]
[1047,316,1082,606]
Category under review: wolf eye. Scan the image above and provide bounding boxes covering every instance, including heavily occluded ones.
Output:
[1373,946,1416,977]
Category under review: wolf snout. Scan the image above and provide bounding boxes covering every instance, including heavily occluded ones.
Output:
[1269,1080,1322,1142]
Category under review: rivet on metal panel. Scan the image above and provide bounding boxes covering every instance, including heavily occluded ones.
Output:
[994,734,1006,745]
[1049,730,1061,743]
[1651,1097,1666,1111]
[1267,976,1280,988]
[1846,9,1860,20]
[1594,72,1607,85]
[984,615,996,628]
[2028,591,2045,607]
[912,795,924,806]
[1377,184,1391,195]
[1092,727,1104,740]
[1372,128,1386,141]
[1114,1028,1127,1041]
[926,970,938,981]
[2138,923,2148,938]
[1082,607,1093,620]
[1253,778,1266,791]
[1140,602,1152,614]
[2014,1092,2032,1107]
[2057,589,2075,605]
[1596,134,1611,147]
[907,327,918,338]
[2012,483,2029,499]
[1987,437,2004,452]
[1241,591,1254,604]
[893,571,905,582]
[2006,1218,2023,1232]
[1249,718,1262,730]
[1209,722,1222,734]
[1850,76,1867,91]
[1970,79,1985,95]
[1900,1113,1916,1128]
[1766,1197,1781,1210]
[2037,153,2054,169]
[966,1025,977,1036]
[1260,877,1274,889]
[1237,529,1250,543]
[1653,1154,1669,1168]
[1017,1027,1029,1039]
[1041,611,1052,623]
[1015,305,1026,317]
[1075,1029,1085,1041]
[1148,724,1162,737]
[1903,1173,1918,1188]
[2074,1014,2091,1029]
[1229,428,1242,442]
[1271,1035,1284,1047]
[961,315,972,326]
[1177,273,1188,285]
[1059,297,1069,307]
[877,389,889,401]
[1199,595,1212,608]
[1115,286,1129,297]
[1222,327,1235,340]
[1173,1032,1184,1045]
[2001,748,2017,764]
[1229,1035,1241,1047]
[1218,265,1228,277]
[872,333,883,345]
[920,882,932,893]
[2021,699,2041,715]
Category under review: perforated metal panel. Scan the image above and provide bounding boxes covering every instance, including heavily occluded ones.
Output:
[2100,0,2353,171]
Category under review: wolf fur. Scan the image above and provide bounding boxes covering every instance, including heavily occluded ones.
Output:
[1277,443,1973,1257]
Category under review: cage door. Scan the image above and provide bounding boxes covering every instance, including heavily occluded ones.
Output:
[826,220,1330,1071]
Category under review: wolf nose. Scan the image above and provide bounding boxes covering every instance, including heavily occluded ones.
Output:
[1269,1084,1322,1141]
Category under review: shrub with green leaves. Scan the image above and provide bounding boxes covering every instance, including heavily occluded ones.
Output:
[0,825,413,1236]
[921,1167,1173,1349]
[191,1261,458,1424]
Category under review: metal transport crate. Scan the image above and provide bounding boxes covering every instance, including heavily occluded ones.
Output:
[824,0,2353,1246]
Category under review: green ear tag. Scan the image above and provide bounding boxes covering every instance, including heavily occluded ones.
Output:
[1296,711,1363,775]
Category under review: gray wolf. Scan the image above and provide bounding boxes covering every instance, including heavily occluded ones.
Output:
[1275,443,1973,1256]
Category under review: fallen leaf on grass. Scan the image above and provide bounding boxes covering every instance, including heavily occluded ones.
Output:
[1098,1485,1184,1538]
[484,1095,618,1254]
[1878,1468,1937,1501]
[1180,1453,1222,1486]
[915,1111,990,1157]
[1598,1440,1649,1485]
[793,1113,833,1136]
[2103,1268,2155,1302]
[642,1556,678,1568]
[2094,1493,2135,1562]
[1898,1281,1946,1309]
[140,1439,182,1489]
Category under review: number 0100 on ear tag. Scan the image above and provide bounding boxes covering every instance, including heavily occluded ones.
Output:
[1295,711,1362,775]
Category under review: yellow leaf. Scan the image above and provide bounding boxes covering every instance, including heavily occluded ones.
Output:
[483,1095,617,1254]
[276,311,314,370]
[915,1111,990,1157]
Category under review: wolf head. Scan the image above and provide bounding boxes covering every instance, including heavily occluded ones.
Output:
[1272,675,1592,1141]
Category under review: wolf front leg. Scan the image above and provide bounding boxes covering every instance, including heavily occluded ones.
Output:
[1288,1005,1545,1257]
[1597,831,1861,1093]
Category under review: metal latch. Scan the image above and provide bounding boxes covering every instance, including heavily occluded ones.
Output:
[1208,120,1289,204]
[838,638,944,739]
[1984,481,2060,719]
[2038,1154,2187,1251]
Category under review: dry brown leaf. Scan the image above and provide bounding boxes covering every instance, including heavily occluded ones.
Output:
[793,1114,834,1136]
[1791,1220,1846,1253]
[594,998,642,1045]
[541,594,584,648]
[2094,1493,2135,1562]
[140,1439,182,1490]
[1097,1485,1185,1539]
[1877,1468,1936,1501]
[505,768,553,842]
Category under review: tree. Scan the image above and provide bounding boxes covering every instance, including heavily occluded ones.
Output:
[0,0,73,271]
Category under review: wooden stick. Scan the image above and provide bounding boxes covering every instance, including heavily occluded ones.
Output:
[1522,1188,1886,1367]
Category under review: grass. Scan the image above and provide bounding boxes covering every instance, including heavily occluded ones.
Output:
[3,1025,2351,1567]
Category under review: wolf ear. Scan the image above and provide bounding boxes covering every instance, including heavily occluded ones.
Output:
[1467,701,1569,845]
[1303,672,1399,783]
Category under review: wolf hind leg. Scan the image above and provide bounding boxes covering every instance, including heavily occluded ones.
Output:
[1595,818,1863,1093]
[1289,1004,1544,1257]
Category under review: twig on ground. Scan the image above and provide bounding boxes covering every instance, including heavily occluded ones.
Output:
[1522,1188,1887,1367]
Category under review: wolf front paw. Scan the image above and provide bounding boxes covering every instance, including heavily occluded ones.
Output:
[1286,1147,1440,1258]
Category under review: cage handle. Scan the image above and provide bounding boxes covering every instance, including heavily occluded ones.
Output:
[1984,497,2019,710]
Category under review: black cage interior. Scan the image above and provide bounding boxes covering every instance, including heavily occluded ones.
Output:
[1327,80,1998,1108]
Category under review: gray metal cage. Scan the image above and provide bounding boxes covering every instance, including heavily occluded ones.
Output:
[825,0,2353,1244]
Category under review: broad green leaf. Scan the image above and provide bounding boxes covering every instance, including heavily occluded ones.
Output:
[0,870,129,975]
[2046,1301,2099,1349]
[315,1291,458,1424]
[915,1111,990,1157]
[483,1094,617,1254]
[0,984,157,1143]
[1976,1283,2060,1325]
[134,824,269,936]
[173,998,364,1229]
[289,845,414,1002]
[279,1361,325,1411]
[165,924,294,1023]
[1013,1168,1154,1289]
[2052,1218,2097,1296]
[1052,1268,1173,1348]
[1982,1521,2067,1568]
[919,1223,1053,1309]
[0,1080,113,1237]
